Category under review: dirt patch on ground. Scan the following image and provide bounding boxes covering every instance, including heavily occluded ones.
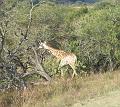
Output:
[72,90,120,107]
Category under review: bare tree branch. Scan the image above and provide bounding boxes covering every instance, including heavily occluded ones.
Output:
[0,22,7,60]
[13,0,45,55]
[31,46,51,81]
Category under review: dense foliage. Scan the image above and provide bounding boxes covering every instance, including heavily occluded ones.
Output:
[0,0,120,90]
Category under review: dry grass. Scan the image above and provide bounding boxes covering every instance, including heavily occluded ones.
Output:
[1,71,120,107]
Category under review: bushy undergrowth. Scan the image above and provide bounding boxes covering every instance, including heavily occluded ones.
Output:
[1,71,120,107]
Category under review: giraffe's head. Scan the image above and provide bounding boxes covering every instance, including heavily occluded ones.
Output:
[39,41,47,49]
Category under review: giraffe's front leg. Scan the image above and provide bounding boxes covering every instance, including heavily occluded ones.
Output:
[58,65,64,77]
[58,60,65,77]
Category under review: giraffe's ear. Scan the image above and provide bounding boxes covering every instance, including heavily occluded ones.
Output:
[38,42,43,49]
[39,43,43,49]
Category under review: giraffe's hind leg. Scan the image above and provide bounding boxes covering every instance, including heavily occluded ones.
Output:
[69,63,77,78]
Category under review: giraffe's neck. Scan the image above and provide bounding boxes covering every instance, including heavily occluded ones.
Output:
[43,44,58,55]
[43,44,52,50]
[43,44,66,59]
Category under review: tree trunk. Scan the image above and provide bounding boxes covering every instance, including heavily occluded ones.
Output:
[32,47,51,81]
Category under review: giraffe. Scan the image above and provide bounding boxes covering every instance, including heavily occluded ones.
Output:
[39,41,77,78]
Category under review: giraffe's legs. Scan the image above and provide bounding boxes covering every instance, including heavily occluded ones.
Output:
[61,70,64,77]
[58,61,64,77]
[69,63,77,78]
[72,70,77,78]
[58,60,77,78]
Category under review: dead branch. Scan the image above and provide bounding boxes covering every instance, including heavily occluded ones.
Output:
[0,22,6,56]
[31,46,51,81]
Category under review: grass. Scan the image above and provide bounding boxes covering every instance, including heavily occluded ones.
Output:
[1,70,120,107]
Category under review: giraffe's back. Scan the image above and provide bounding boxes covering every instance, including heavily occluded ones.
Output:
[56,50,77,63]
[63,53,77,63]
[47,46,77,62]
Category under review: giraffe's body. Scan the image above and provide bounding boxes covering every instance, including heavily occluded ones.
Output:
[39,42,77,78]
